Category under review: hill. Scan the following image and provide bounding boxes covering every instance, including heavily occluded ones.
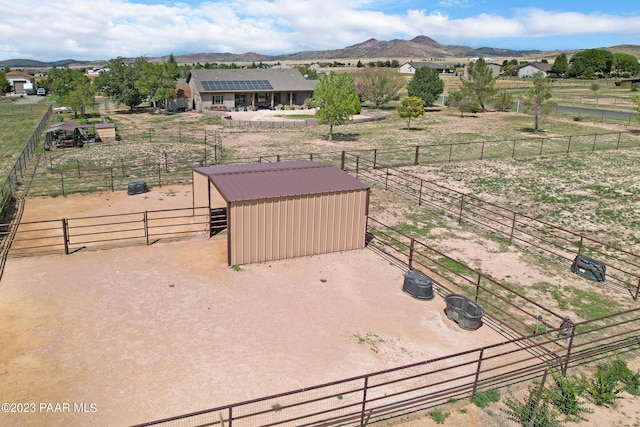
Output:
[1,36,638,68]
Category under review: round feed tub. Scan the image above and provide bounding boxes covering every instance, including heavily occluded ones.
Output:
[402,269,434,300]
[444,294,485,330]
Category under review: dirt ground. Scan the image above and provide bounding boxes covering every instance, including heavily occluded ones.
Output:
[0,185,511,427]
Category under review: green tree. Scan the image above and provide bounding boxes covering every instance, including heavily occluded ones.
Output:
[294,65,318,80]
[43,67,95,117]
[494,90,513,111]
[64,77,95,118]
[354,67,405,109]
[460,57,497,111]
[390,59,400,68]
[446,89,480,117]
[95,57,146,111]
[569,49,614,78]
[313,72,361,141]
[398,96,425,129]
[522,71,554,132]
[550,53,569,77]
[0,71,11,93]
[612,53,640,77]
[406,67,444,107]
[590,82,601,95]
[136,57,180,112]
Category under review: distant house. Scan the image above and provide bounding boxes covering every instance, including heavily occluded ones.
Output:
[398,61,455,74]
[462,61,502,79]
[517,62,552,78]
[620,78,640,89]
[5,70,36,95]
[167,78,191,112]
[187,68,318,111]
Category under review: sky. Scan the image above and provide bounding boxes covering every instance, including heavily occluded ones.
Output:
[1,0,639,62]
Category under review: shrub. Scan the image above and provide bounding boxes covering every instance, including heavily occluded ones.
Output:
[545,372,591,417]
[428,408,450,424]
[631,82,640,92]
[582,363,623,406]
[614,81,622,87]
[472,388,501,408]
[503,383,562,427]
[494,90,513,111]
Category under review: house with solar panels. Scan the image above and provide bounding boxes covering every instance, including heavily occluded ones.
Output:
[187,68,318,111]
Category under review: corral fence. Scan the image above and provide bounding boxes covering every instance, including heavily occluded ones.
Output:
[132,273,640,427]
[350,157,640,302]
[18,130,640,198]
[2,206,211,258]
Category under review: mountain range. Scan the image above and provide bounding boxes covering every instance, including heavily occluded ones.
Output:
[1,36,638,68]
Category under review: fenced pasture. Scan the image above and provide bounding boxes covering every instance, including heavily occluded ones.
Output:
[2,95,640,426]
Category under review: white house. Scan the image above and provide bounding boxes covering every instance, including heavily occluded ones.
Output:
[398,61,455,74]
[517,62,552,78]
[4,71,36,95]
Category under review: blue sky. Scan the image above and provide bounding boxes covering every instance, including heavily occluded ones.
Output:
[1,0,639,62]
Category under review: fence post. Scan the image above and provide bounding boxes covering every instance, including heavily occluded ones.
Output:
[385,167,389,190]
[458,194,465,222]
[62,218,70,255]
[562,321,577,375]
[567,136,572,153]
[228,407,233,427]
[471,348,484,398]
[60,171,65,197]
[527,368,549,427]
[512,140,516,158]
[577,236,583,257]
[373,149,377,169]
[592,134,597,152]
[474,274,481,301]
[480,142,485,160]
[539,139,544,156]
[414,145,419,165]
[616,132,621,149]
[158,164,162,188]
[355,156,360,178]
[77,160,81,178]
[340,151,345,170]
[164,152,168,173]
[409,238,415,269]
[110,168,114,192]
[418,180,424,206]
[509,212,517,245]
[448,144,453,163]
[144,211,149,246]
[360,376,369,426]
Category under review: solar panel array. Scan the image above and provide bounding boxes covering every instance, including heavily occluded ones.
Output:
[201,80,273,91]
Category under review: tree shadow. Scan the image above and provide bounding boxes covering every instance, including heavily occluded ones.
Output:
[402,127,427,131]
[519,127,547,134]
[113,106,155,115]
[325,133,360,141]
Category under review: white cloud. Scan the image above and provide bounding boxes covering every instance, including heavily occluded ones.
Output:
[0,1,638,61]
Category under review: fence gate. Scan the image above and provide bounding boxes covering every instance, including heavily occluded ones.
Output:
[210,208,227,236]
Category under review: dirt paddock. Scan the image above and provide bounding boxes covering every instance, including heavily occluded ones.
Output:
[0,185,509,426]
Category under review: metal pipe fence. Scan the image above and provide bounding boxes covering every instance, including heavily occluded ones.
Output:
[2,206,211,257]
[351,158,640,301]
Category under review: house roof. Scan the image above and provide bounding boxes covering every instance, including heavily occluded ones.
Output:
[194,160,368,202]
[5,71,34,80]
[187,68,318,93]
[518,62,553,72]
[402,61,448,70]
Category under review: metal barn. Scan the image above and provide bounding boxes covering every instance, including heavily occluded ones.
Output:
[192,161,370,266]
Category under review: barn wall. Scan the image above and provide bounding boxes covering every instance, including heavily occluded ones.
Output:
[228,189,368,265]
[192,170,211,208]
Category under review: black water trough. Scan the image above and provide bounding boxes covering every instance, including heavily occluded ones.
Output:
[403,269,434,300]
[571,255,606,282]
[444,294,485,330]
[127,181,148,195]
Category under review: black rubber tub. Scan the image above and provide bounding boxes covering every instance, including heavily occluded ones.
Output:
[403,269,434,300]
[444,294,485,330]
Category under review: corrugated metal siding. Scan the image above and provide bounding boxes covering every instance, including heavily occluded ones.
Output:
[229,189,368,265]
[192,170,210,208]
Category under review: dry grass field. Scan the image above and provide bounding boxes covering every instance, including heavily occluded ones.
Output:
[2,96,640,426]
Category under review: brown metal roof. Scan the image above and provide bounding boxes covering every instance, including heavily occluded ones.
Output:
[194,161,369,202]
